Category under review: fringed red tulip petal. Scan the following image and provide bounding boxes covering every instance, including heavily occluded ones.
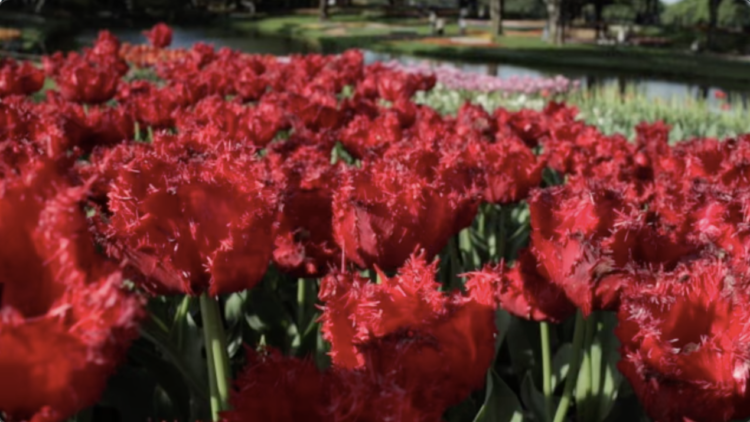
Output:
[0,161,143,422]
[465,250,576,323]
[616,255,750,422]
[103,145,278,295]
[319,253,496,411]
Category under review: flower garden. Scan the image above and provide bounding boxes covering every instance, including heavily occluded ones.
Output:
[2,22,750,422]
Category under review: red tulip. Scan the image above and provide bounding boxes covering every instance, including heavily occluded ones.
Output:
[223,346,444,422]
[616,255,750,422]
[464,249,576,323]
[102,144,279,295]
[269,145,341,277]
[0,160,143,422]
[117,80,180,128]
[319,253,496,410]
[222,348,328,422]
[527,178,643,315]
[143,23,173,49]
[55,55,121,104]
[0,58,45,98]
[456,102,496,138]
[91,30,122,58]
[332,147,479,271]
[475,136,545,204]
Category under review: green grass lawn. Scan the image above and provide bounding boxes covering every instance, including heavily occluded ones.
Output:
[230,14,750,89]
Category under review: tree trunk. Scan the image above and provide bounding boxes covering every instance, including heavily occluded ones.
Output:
[594,0,603,39]
[647,0,659,24]
[617,75,626,99]
[319,0,328,21]
[558,0,566,45]
[469,0,479,17]
[490,0,504,36]
[698,85,709,101]
[707,0,721,51]
[546,0,563,45]
[34,0,46,14]
[586,75,600,91]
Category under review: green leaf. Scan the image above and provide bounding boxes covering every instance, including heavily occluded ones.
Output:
[226,323,245,359]
[98,365,159,422]
[551,343,572,391]
[494,309,512,354]
[596,312,624,422]
[520,371,549,422]
[128,342,191,421]
[672,122,684,141]
[316,321,332,369]
[224,291,247,324]
[706,122,718,139]
[293,312,321,358]
[458,228,482,270]
[575,316,596,422]
[506,317,537,377]
[139,314,210,411]
[246,274,296,350]
[331,141,355,165]
[472,371,524,422]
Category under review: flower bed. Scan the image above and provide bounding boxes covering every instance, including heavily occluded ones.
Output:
[2,23,750,422]
[384,59,580,96]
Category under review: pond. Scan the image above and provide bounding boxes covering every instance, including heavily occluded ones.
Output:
[74,25,746,108]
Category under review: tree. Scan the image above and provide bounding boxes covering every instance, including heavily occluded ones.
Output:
[490,0,504,35]
[594,0,605,38]
[707,0,721,49]
[639,0,661,24]
[546,0,564,45]
[319,0,328,20]
[662,0,750,29]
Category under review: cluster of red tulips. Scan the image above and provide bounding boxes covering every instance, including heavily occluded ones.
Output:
[1,22,749,422]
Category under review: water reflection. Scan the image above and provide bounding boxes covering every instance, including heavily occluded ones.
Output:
[76,26,314,55]
[76,27,748,108]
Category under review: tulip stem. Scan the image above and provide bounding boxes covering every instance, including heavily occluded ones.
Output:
[540,321,553,422]
[497,206,507,261]
[448,236,462,289]
[170,295,192,349]
[588,318,605,422]
[203,325,220,420]
[200,294,231,420]
[577,315,596,422]
[367,268,378,284]
[553,311,586,422]
[297,278,306,330]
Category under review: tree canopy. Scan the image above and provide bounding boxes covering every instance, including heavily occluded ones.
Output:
[661,0,750,28]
